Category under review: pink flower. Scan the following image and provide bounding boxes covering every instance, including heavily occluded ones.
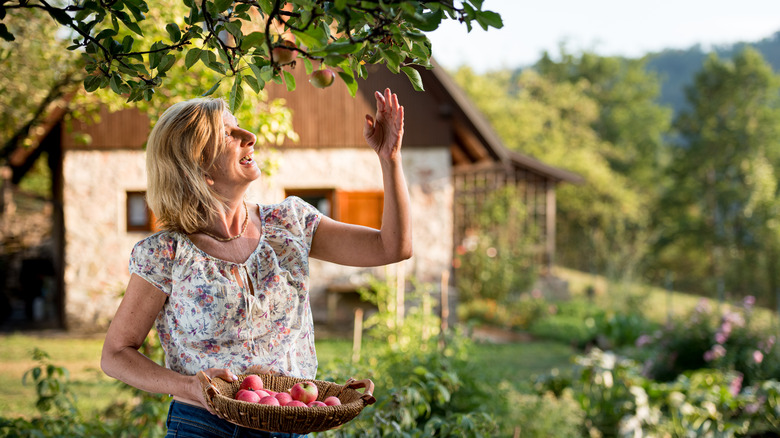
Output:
[743,295,756,309]
[715,332,729,344]
[704,344,726,362]
[753,350,764,364]
[729,373,743,397]
[636,334,653,347]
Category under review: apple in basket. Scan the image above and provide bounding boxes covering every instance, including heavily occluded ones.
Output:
[239,374,264,392]
[308,401,327,407]
[324,396,342,406]
[290,381,318,404]
[235,389,261,403]
[258,395,281,406]
[286,400,307,407]
[275,392,293,405]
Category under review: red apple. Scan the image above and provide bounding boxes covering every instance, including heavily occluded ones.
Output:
[258,395,281,406]
[290,381,318,404]
[254,390,271,399]
[323,396,341,406]
[275,392,293,405]
[309,69,335,89]
[272,40,297,65]
[286,400,307,407]
[235,389,261,403]
[308,401,327,407]
[239,374,264,392]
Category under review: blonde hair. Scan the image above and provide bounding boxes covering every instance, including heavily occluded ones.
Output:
[146,97,228,234]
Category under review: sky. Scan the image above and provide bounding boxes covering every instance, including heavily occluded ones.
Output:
[426,0,780,72]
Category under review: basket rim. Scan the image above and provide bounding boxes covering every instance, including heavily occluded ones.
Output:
[198,372,376,433]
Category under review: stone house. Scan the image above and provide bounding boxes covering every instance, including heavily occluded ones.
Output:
[4,60,581,331]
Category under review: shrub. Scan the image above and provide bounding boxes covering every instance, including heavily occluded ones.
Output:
[534,348,780,437]
[503,385,585,437]
[454,186,538,305]
[315,331,499,437]
[640,297,778,385]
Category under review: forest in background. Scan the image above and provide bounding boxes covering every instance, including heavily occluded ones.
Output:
[647,30,780,115]
[452,29,780,312]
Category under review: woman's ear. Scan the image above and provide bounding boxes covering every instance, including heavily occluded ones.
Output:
[204,173,215,186]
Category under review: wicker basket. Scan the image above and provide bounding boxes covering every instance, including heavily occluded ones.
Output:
[198,372,376,433]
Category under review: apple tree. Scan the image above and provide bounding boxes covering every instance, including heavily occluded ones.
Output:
[0,0,503,112]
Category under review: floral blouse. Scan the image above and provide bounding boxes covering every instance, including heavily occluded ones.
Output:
[129,196,322,379]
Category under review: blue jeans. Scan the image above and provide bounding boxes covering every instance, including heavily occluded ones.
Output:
[165,400,308,438]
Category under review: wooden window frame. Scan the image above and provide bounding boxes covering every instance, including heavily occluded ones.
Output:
[285,188,384,229]
[126,191,158,232]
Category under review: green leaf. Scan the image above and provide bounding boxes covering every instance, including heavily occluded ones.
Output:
[475,10,503,30]
[118,14,144,36]
[334,0,347,10]
[405,9,443,32]
[241,32,265,51]
[303,57,313,75]
[0,23,14,42]
[292,27,328,50]
[229,74,243,112]
[109,74,123,94]
[121,35,134,52]
[224,21,242,39]
[185,48,202,69]
[214,0,233,13]
[401,66,424,91]
[248,62,266,89]
[48,8,72,25]
[323,41,361,55]
[202,79,222,97]
[244,75,260,93]
[166,23,181,42]
[338,71,357,97]
[283,70,296,91]
[380,48,401,73]
[259,65,274,81]
[157,54,176,74]
[81,74,101,92]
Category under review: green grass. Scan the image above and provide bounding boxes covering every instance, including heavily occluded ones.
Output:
[556,266,778,329]
[0,332,573,420]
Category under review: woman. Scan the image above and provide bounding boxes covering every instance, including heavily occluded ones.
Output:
[101,88,412,437]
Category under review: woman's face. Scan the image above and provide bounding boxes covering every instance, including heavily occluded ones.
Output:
[207,111,261,192]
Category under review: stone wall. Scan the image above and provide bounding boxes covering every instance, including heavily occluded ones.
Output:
[62,147,452,330]
[62,150,149,331]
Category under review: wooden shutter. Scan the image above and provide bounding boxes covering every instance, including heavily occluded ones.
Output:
[335,190,384,229]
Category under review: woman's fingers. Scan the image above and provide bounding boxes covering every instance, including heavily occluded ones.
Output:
[206,367,238,382]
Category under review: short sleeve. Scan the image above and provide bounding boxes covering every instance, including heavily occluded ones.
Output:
[284,196,322,251]
[128,232,177,296]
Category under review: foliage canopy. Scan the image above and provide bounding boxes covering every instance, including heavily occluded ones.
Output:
[1,0,502,112]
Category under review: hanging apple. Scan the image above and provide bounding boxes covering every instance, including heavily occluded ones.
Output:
[272,40,298,65]
[310,69,336,88]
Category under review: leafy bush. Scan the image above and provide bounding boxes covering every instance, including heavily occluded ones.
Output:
[454,185,538,305]
[0,345,169,438]
[503,385,585,437]
[639,297,778,385]
[534,348,780,438]
[315,331,499,437]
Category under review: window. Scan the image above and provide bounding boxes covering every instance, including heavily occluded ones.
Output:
[286,188,383,230]
[126,191,158,232]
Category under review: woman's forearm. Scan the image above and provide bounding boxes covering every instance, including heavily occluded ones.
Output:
[379,155,413,261]
[101,344,198,400]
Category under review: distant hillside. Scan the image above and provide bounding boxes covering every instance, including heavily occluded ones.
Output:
[645,31,780,116]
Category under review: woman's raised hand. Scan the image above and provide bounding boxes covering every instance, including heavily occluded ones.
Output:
[363,88,405,161]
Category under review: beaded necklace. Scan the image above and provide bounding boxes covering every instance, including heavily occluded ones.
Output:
[201,200,249,242]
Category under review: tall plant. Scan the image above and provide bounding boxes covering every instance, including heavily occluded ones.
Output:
[453,184,537,305]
